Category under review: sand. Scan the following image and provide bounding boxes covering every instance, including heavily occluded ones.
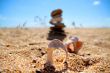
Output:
[0,28,110,73]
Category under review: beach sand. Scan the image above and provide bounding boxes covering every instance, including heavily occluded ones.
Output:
[0,28,110,73]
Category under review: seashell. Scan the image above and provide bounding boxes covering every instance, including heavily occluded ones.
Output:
[46,39,68,67]
[65,36,83,53]
[69,36,79,42]
[48,39,66,50]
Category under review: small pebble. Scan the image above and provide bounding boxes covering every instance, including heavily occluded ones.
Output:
[32,60,36,63]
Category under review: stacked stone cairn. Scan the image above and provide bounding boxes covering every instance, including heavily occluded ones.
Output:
[47,9,66,41]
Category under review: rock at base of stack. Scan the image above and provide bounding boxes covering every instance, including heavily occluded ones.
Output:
[47,26,66,41]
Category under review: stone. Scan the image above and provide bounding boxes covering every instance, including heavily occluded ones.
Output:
[50,26,65,32]
[50,17,62,24]
[51,9,62,17]
[55,23,65,28]
[47,9,66,41]
[32,60,36,63]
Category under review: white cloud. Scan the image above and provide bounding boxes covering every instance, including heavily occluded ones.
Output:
[93,0,100,6]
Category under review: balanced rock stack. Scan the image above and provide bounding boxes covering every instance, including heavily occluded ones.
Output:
[47,9,66,41]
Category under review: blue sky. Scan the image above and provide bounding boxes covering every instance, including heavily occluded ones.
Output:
[0,0,110,28]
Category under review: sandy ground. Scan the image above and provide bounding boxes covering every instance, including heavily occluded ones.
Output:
[0,28,110,73]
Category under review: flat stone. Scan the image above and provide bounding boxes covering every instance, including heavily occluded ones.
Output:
[51,9,62,17]
[47,30,66,41]
[50,27,65,31]
[50,17,62,24]
[51,23,65,29]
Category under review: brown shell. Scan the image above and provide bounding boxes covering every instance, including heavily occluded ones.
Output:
[67,41,83,54]
[51,9,63,17]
